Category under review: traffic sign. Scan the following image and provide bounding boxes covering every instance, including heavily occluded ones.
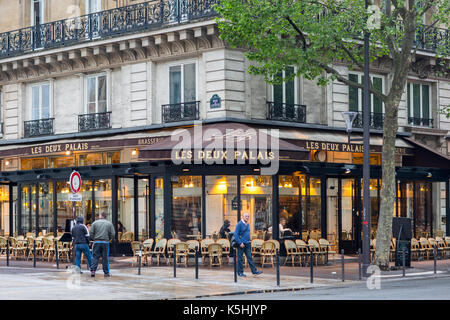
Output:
[68,193,82,202]
[69,171,82,194]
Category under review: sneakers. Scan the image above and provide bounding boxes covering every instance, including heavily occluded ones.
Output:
[104,273,111,278]
[90,271,95,277]
[238,273,246,277]
[253,270,263,275]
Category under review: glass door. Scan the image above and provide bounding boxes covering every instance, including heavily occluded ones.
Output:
[339,178,362,254]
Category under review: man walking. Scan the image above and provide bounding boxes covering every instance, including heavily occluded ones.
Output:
[71,216,92,273]
[90,212,115,277]
[234,212,262,277]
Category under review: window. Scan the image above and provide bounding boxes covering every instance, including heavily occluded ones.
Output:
[407,82,432,126]
[86,0,102,14]
[273,66,296,105]
[31,83,50,120]
[31,0,44,25]
[86,74,107,113]
[169,63,196,104]
[348,73,384,113]
[0,89,2,133]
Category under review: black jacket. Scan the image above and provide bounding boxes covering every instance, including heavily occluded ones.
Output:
[71,224,90,244]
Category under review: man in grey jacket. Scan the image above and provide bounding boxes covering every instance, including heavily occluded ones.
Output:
[90,212,115,277]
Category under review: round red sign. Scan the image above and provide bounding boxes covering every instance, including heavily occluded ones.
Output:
[69,171,82,194]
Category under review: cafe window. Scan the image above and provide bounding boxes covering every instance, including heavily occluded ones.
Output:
[86,73,107,114]
[348,73,384,114]
[407,82,432,126]
[304,177,321,238]
[30,82,51,120]
[169,63,196,104]
[77,153,103,166]
[155,177,164,240]
[48,156,75,168]
[118,178,134,241]
[273,66,296,105]
[278,175,302,239]
[240,175,272,239]
[21,158,46,170]
[172,176,202,241]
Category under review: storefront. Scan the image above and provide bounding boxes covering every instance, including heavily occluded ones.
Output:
[0,121,449,255]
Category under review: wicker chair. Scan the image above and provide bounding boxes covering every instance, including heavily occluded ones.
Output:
[166,238,181,265]
[207,243,223,268]
[419,237,433,260]
[284,240,301,266]
[308,239,325,265]
[120,231,134,243]
[131,241,142,266]
[186,240,200,265]
[148,238,167,265]
[175,242,189,267]
[0,237,7,256]
[142,238,154,265]
[295,239,309,266]
[200,239,214,265]
[260,241,276,268]
[217,239,230,264]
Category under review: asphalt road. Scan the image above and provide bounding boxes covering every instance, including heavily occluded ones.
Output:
[200,275,450,300]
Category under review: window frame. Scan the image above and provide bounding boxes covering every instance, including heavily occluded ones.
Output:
[29,82,52,121]
[30,0,45,26]
[407,81,432,124]
[167,60,198,105]
[84,72,109,114]
[85,0,102,14]
[271,67,298,105]
[348,72,385,114]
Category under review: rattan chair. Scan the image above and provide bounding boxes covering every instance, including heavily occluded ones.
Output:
[120,231,134,243]
[284,240,301,266]
[411,238,420,260]
[295,239,309,266]
[419,237,433,260]
[175,242,189,267]
[260,241,276,268]
[308,239,325,265]
[166,238,181,265]
[207,243,223,268]
[186,240,200,265]
[142,238,154,265]
[148,238,167,265]
[217,239,230,264]
[200,239,214,265]
[131,241,142,266]
[0,237,7,256]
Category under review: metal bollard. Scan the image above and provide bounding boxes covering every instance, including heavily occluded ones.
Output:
[173,244,177,278]
[195,247,199,280]
[402,249,406,277]
[234,248,237,283]
[310,249,314,284]
[358,248,362,280]
[138,244,142,275]
[55,240,59,269]
[6,239,9,267]
[434,246,437,274]
[33,240,36,268]
[276,249,280,287]
[341,249,345,282]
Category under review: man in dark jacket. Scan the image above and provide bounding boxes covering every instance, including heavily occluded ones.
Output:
[234,212,262,277]
[89,212,115,277]
[71,216,92,273]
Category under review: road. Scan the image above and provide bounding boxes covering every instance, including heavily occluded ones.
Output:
[199,275,450,300]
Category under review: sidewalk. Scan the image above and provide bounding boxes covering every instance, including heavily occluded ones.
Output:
[0,255,449,299]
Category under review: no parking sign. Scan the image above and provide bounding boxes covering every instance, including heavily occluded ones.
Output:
[69,171,82,194]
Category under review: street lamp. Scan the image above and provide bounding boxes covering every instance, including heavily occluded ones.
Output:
[341,111,359,144]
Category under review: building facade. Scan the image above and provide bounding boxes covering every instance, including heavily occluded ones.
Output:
[0,0,448,254]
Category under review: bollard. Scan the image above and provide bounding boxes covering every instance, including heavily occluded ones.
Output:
[6,239,9,267]
[195,247,199,280]
[233,248,237,282]
[276,249,280,287]
[33,240,36,268]
[341,249,345,282]
[434,245,437,275]
[310,249,314,284]
[138,244,142,275]
[358,248,362,280]
[55,240,59,269]
[402,249,406,277]
[173,244,177,278]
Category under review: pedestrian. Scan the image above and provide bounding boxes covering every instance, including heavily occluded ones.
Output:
[234,212,262,277]
[71,216,93,273]
[219,219,231,239]
[89,212,115,277]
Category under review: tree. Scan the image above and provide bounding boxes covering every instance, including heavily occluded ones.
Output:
[215,0,449,270]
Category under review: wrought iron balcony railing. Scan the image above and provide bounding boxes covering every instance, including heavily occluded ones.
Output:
[414,24,450,54]
[408,117,434,127]
[162,101,200,123]
[24,118,54,138]
[351,112,384,130]
[0,0,217,59]
[267,102,306,123]
[79,112,112,132]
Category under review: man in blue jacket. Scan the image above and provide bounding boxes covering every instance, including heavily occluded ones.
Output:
[234,212,262,277]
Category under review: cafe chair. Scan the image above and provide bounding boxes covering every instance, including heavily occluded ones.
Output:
[295,239,309,266]
[428,238,442,259]
[260,241,276,268]
[284,240,301,266]
[166,238,181,265]
[410,238,420,261]
[186,240,200,264]
[131,241,142,266]
[389,238,396,261]
[175,242,189,267]
[419,237,433,260]
[200,239,214,265]
[217,238,230,264]
[444,237,450,258]
[148,238,167,266]
[308,239,325,265]
[0,237,7,256]
[207,243,223,268]
[319,238,336,263]
[142,238,154,265]
[120,232,134,243]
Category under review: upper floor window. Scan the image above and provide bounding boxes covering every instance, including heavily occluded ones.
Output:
[86,73,107,114]
[0,89,3,134]
[31,0,44,26]
[348,73,384,114]
[86,0,102,14]
[407,82,433,127]
[273,66,297,105]
[31,83,50,120]
[169,63,196,104]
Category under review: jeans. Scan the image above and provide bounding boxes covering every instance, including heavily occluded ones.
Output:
[237,243,258,275]
[90,242,110,274]
[74,243,92,270]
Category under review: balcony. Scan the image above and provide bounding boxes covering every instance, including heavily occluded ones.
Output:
[267,102,306,123]
[352,112,384,130]
[78,112,112,132]
[162,101,200,123]
[0,0,217,59]
[24,118,54,138]
[408,117,434,128]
